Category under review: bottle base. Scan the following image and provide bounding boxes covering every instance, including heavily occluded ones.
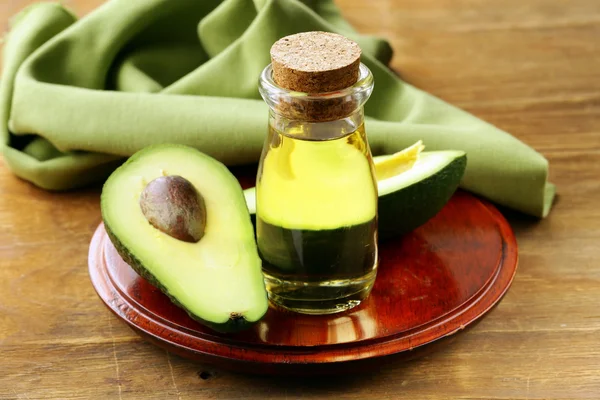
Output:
[263,269,377,315]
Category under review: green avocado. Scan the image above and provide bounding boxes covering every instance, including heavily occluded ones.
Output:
[101,144,268,333]
[245,150,467,241]
[375,150,467,240]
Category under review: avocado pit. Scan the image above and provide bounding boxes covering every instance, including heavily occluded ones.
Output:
[140,175,206,243]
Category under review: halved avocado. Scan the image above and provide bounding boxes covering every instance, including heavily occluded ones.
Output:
[244,150,467,241]
[101,144,268,333]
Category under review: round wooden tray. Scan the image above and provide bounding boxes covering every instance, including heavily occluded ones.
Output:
[88,190,517,375]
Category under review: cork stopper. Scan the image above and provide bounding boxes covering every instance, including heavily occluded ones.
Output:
[271,32,361,93]
[269,32,363,122]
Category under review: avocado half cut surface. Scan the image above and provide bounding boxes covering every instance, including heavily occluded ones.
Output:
[245,150,467,241]
[101,144,268,333]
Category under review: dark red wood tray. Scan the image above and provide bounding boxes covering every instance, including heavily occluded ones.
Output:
[88,190,517,375]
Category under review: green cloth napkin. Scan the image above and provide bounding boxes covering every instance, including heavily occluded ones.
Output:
[1,0,555,217]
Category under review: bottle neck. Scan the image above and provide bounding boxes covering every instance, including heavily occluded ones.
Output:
[259,63,374,125]
[268,109,365,141]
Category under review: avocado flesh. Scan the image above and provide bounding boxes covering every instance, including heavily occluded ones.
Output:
[244,150,467,240]
[101,145,268,333]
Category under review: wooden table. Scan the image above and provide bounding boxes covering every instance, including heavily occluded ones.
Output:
[1,0,599,399]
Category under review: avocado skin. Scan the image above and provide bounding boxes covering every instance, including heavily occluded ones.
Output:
[378,154,467,241]
[104,224,262,333]
[248,153,467,242]
[257,217,377,281]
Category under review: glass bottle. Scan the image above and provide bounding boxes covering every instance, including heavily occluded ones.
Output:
[256,33,378,315]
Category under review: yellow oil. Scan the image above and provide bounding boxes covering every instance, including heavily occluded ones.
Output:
[255,121,379,314]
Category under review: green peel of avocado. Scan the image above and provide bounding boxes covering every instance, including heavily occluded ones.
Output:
[101,144,268,333]
[245,150,467,241]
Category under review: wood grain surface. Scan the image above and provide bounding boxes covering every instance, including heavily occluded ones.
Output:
[1,0,599,399]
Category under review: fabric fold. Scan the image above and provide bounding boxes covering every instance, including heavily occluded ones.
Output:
[1,0,555,217]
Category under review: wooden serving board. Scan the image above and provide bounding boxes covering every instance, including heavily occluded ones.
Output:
[88,190,517,375]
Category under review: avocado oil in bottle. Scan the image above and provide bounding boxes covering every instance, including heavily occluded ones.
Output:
[256,32,378,314]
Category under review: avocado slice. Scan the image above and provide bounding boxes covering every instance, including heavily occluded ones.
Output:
[244,150,467,241]
[101,144,268,333]
[376,150,467,240]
